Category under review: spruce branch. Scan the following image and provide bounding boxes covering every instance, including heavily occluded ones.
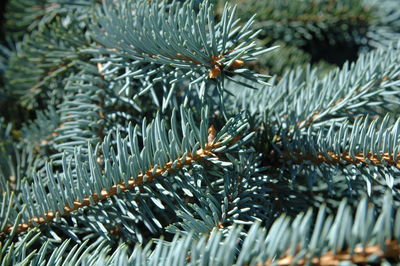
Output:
[33,192,395,266]
[229,41,400,131]
[166,152,274,236]
[296,74,390,130]
[279,115,400,167]
[92,0,275,108]
[4,142,215,235]
[3,0,400,264]
[20,107,61,155]
[52,61,107,160]
[2,109,250,237]
[3,12,94,110]
[279,151,400,169]
[365,0,400,48]
[264,115,400,192]
[28,61,76,92]
[94,0,268,72]
[5,0,97,37]
[221,0,372,48]
[276,240,400,265]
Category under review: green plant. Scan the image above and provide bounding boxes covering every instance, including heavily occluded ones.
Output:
[1,0,400,265]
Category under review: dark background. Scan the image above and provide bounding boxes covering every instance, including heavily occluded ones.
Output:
[0,0,6,40]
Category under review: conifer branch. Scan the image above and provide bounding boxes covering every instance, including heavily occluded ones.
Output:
[31,125,62,153]
[29,62,76,92]
[2,125,237,236]
[3,0,400,264]
[271,116,400,185]
[280,151,400,168]
[93,0,274,99]
[296,76,389,130]
[230,42,400,133]
[20,108,62,154]
[275,240,400,265]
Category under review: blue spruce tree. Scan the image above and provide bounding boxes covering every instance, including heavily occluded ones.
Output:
[1,0,400,264]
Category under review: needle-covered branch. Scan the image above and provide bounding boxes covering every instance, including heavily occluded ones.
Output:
[1,108,251,236]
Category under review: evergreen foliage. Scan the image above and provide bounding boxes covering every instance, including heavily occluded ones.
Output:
[1,0,400,265]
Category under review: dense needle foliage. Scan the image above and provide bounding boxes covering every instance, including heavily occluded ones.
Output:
[1,0,400,265]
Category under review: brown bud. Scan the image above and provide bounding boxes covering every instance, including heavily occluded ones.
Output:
[209,65,221,79]
[208,125,217,144]
[228,59,244,70]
